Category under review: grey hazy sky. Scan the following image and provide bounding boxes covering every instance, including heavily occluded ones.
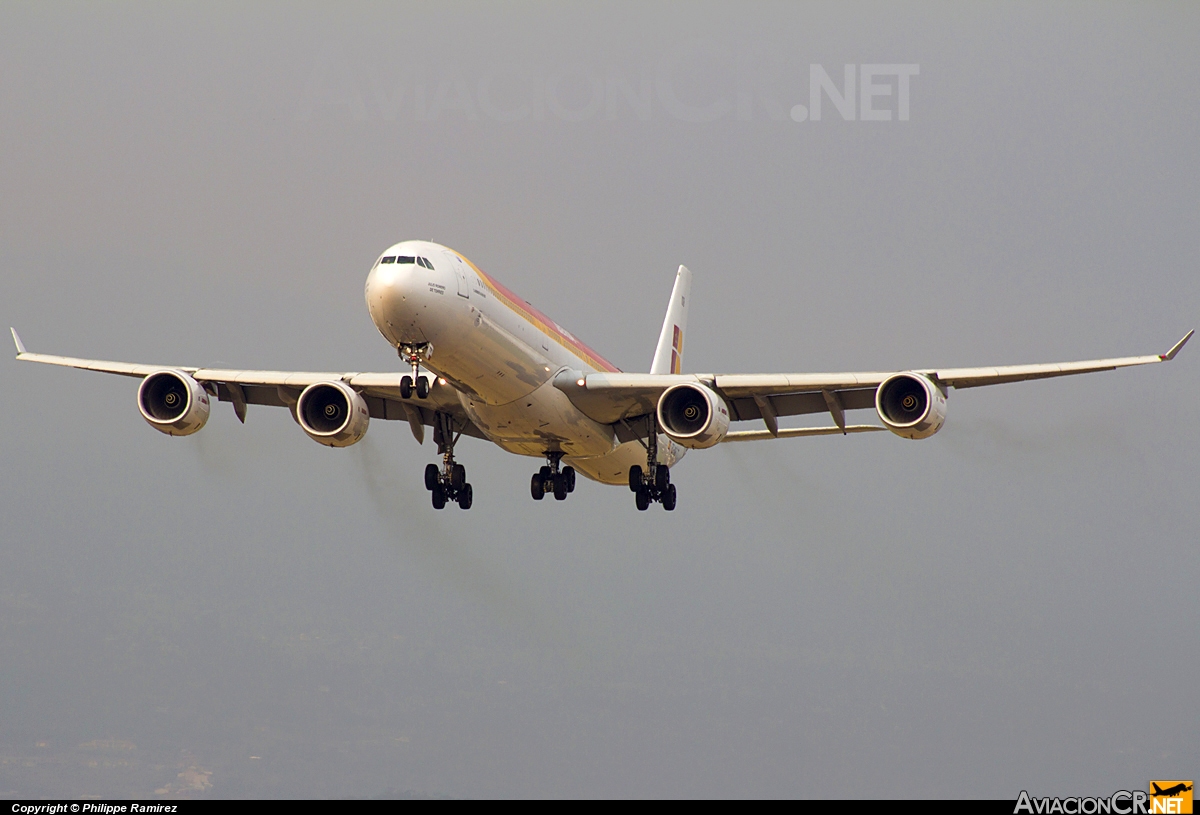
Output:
[1,1,1197,799]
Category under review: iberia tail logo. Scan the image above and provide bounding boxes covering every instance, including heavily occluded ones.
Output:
[1150,781,1193,814]
[671,325,683,374]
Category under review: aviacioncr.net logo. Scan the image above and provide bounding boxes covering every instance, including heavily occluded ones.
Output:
[1015,785,1194,815]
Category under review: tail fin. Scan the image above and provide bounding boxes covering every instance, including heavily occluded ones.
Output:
[1152,784,1164,795]
[650,265,692,374]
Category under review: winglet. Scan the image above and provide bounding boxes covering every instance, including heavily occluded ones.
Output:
[1161,329,1194,361]
[10,327,26,356]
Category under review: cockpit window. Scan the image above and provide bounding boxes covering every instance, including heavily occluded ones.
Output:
[379,256,396,264]
[416,257,429,269]
[396,256,415,264]
[423,257,435,269]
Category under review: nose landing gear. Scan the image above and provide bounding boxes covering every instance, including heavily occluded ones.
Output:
[424,411,472,509]
[398,343,433,399]
[531,451,576,502]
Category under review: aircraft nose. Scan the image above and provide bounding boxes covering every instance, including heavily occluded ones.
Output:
[366,261,423,344]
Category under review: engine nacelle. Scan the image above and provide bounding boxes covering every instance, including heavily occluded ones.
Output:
[875,372,947,439]
[297,381,370,447]
[137,370,211,436]
[656,382,731,449]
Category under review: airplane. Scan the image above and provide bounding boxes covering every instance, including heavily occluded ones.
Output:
[10,240,1193,511]
[1152,783,1193,798]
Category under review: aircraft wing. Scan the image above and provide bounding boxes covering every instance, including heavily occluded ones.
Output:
[554,331,1193,436]
[9,329,485,441]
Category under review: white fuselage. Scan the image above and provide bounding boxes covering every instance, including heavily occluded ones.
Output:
[365,241,681,484]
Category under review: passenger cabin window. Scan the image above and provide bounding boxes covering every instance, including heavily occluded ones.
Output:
[380,256,396,264]
[396,256,415,264]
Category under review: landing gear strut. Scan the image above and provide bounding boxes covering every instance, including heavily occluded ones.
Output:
[531,451,576,502]
[626,415,677,511]
[425,411,472,510]
[398,343,432,399]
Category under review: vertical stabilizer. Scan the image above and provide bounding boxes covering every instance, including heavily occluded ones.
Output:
[650,265,692,374]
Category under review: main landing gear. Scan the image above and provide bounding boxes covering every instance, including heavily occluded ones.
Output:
[629,464,676,511]
[627,416,677,512]
[425,412,472,510]
[398,343,432,399]
[531,451,576,502]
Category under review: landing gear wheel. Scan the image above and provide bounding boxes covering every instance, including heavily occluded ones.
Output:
[533,452,574,503]
[400,375,413,399]
[628,465,643,492]
[635,487,651,511]
[415,377,430,399]
[428,410,470,510]
[655,465,670,493]
[662,483,677,511]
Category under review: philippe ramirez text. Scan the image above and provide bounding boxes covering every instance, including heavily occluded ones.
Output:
[13,807,178,814]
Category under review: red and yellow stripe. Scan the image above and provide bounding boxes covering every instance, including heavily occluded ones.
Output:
[671,324,683,374]
[455,252,622,373]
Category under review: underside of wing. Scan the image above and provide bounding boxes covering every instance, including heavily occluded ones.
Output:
[14,328,1190,446]
[722,424,887,442]
[11,334,485,441]
[346,373,486,440]
[552,331,1192,439]
[929,331,1191,388]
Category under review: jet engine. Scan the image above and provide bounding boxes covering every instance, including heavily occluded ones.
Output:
[296,381,370,447]
[656,383,730,449]
[137,370,211,436]
[875,372,947,439]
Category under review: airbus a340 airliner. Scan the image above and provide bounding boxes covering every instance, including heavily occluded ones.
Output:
[11,241,1192,511]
